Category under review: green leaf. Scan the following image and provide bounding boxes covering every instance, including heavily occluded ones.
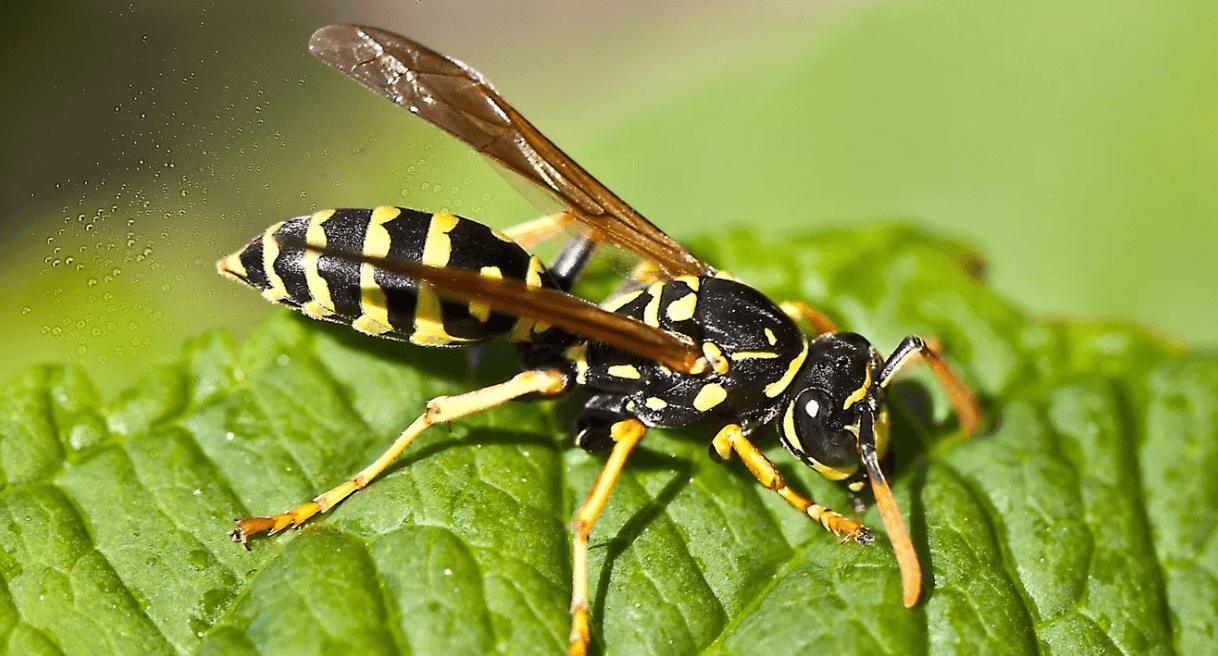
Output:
[1,225,1214,656]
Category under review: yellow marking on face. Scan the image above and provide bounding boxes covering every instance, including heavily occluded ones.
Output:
[665,292,698,322]
[809,457,858,482]
[642,282,664,327]
[607,364,642,379]
[260,221,288,303]
[645,397,668,410]
[216,251,247,281]
[693,383,728,412]
[688,358,709,375]
[713,270,737,281]
[782,403,799,448]
[764,337,808,398]
[302,210,336,317]
[422,212,460,267]
[731,350,780,361]
[468,266,502,323]
[602,289,644,313]
[702,342,729,375]
[842,366,873,410]
[765,328,777,345]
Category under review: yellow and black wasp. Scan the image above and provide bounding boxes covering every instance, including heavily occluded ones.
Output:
[219,24,983,656]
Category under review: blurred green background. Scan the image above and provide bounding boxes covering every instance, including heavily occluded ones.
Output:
[3,0,1216,396]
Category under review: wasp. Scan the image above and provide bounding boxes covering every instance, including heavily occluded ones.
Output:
[219,24,983,656]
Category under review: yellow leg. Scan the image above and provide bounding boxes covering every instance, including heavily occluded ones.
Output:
[711,424,872,543]
[501,211,574,248]
[567,418,647,656]
[228,368,569,546]
[780,300,840,336]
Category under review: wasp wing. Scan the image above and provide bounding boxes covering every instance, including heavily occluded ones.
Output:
[299,241,701,374]
[308,24,711,279]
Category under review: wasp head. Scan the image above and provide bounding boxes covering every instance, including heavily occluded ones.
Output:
[776,332,888,488]
[776,331,923,608]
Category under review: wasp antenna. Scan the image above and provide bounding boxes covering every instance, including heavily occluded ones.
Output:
[859,416,922,607]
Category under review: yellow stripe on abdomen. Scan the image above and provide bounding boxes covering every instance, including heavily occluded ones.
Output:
[412,212,463,346]
[468,266,502,323]
[352,206,398,336]
[301,209,336,319]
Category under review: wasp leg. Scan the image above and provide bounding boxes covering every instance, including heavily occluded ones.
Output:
[548,233,597,293]
[711,424,873,543]
[779,300,840,335]
[879,335,983,436]
[568,418,647,656]
[500,211,574,248]
[228,368,570,547]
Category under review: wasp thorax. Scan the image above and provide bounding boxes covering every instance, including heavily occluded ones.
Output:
[776,333,885,480]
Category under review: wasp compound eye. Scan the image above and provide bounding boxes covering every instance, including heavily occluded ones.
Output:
[780,387,859,470]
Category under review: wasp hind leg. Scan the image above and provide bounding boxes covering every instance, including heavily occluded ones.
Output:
[710,423,872,544]
[228,367,570,546]
[567,417,647,656]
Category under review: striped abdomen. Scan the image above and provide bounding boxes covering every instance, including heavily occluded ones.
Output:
[218,206,558,346]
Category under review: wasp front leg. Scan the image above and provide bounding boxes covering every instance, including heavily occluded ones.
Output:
[710,424,873,544]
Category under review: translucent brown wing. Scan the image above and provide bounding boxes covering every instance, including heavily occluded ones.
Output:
[301,241,701,374]
[308,24,711,279]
